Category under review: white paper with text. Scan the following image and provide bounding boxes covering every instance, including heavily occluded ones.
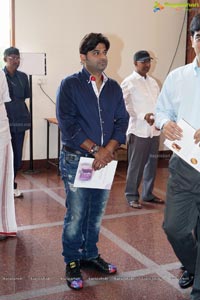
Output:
[164,119,200,172]
[73,157,118,189]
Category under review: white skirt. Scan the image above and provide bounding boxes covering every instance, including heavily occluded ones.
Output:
[0,142,17,236]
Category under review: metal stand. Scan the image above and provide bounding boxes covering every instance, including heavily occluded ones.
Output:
[24,75,39,174]
[19,52,46,175]
[45,118,60,175]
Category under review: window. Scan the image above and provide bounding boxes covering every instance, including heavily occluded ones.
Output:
[0,0,13,68]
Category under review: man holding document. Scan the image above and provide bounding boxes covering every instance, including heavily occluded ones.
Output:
[155,14,200,300]
[56,33,128,290]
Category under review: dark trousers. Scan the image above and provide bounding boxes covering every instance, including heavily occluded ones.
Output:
[125,134,159,202]
[163,155,200,300]
[11,131,25,188]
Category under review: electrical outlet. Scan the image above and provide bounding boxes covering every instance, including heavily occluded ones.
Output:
[37,79,42,85]
[37,78,46,85]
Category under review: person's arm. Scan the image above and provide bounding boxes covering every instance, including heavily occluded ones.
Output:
[24,73,30,99]
[121,79,138,121]
[0,71,11,104]
[162,120,182,141]
[155,73,180,138]
[109,82,129,146]
[144,113,155,126]
[144,80,161,127]
[121,78,154,124]
[56,78,88,146]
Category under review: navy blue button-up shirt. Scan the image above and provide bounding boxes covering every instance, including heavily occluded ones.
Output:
[3,67,31,132]
[56,68,129,154]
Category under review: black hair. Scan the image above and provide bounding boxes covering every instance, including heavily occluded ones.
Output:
[4,47,20,58]
[190,14,200,36]
[79,33,110,54]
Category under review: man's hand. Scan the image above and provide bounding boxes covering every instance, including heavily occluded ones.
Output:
[92,147,114,171]
[162,121,183,140]
[194,129,200,144]
[144,113,155,126]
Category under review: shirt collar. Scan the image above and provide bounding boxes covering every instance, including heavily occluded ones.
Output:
[3,67,9,75]
[193,57,200,76]
[82,67,108,84]
[3,66,17,77]
[132,70,149,80]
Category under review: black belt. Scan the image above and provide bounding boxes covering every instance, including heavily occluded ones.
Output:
[62,145,93,157]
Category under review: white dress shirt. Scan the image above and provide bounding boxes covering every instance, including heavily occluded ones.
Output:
[0,70,11,149]
[121,71,160,138]
[155,58,200,131]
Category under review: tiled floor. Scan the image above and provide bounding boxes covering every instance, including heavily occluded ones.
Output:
[0,162,192,300]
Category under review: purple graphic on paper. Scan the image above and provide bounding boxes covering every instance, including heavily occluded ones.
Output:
[79,163,93,181]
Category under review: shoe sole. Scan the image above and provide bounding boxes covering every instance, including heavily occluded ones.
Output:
[179,280,194,289]
[66,280,83,290]
[179,282,194,289]
[129,203,142,209]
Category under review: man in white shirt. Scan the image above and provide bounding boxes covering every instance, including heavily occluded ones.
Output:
[121,50,164,208]
[0,70,17,240]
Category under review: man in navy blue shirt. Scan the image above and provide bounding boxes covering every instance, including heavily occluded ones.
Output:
[56,33,128,290]
[3,47,31,198]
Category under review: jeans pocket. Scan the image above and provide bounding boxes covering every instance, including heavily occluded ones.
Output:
[59,150,80,184]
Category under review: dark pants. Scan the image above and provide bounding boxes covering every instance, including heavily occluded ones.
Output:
[125,134,160,202]
[11,131,25,189]
[163,155,200,300]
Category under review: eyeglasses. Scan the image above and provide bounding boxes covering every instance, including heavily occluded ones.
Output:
[7,56,20,61]
[137,59,152,63]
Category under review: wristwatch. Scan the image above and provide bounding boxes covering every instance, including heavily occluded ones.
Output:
[89,144,100,155]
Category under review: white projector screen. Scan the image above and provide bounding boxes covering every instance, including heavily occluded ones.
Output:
[18,52,46,75]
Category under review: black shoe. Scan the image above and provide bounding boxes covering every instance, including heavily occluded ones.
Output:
[66,261,83,290]
[180,265,186,271]
[143,197,164,204]
[81,255,117,274]
[0,235,7,241]
[179,270,194,289]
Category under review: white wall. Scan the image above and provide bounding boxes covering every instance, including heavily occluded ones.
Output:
[15,0,187,159]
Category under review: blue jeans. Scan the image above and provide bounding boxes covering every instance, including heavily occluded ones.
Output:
[60,148,109,264]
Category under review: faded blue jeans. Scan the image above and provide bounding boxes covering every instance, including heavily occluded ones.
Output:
[60,148,109,264]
